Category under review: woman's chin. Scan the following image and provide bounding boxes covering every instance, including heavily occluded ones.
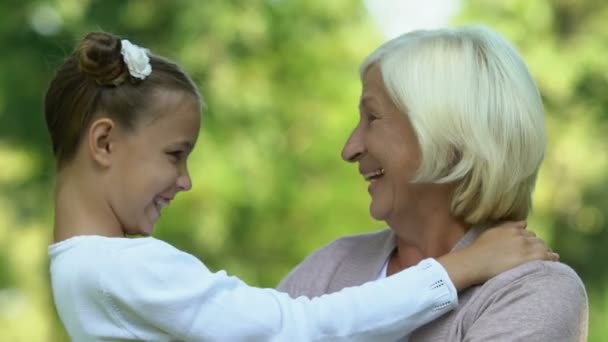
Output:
[369,201,390,221]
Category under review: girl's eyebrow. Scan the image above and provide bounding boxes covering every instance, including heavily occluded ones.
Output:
[172,141,194,151]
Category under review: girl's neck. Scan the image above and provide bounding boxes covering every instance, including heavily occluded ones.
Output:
[53,166,124,242]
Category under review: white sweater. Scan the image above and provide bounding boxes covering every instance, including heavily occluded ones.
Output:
[49,235,457,341]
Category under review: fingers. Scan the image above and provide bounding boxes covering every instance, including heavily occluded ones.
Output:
[467,224,560,282]
[521,230,536,238]
[548,252,560,261]
[523,236,559,262]
[539,250,560,261]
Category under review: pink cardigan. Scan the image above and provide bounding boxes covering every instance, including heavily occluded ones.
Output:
[278,226,589,341]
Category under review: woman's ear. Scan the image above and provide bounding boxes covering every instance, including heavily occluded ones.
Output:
[87,118,116,167]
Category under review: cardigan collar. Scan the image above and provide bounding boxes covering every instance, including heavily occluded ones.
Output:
[327,224,488,293]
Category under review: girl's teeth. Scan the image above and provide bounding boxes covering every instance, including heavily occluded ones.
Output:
[155,199,169,210]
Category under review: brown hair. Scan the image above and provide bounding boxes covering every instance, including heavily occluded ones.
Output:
[44,32,201,168]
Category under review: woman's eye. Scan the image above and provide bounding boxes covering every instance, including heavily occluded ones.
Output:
[367,113,378,122]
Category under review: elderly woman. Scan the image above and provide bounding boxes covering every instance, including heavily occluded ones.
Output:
[278,26,588,341]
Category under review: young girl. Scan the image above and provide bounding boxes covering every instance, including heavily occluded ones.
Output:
[46,32,558,341]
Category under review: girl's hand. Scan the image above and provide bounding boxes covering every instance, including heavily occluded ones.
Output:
[438,221,558,291]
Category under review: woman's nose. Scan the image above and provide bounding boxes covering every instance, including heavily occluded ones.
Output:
[341,126,365,162]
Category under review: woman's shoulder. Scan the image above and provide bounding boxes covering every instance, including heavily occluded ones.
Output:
[411,260,588,341]
[485,260,586,292]
[291,228,393,270]
[277,228,394,297]
[469,260,588,319]
[458,225,587,308]
[447,260,589,339]
[324,228,395,254]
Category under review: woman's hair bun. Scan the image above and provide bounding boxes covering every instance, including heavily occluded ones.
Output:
[77,32,128,86]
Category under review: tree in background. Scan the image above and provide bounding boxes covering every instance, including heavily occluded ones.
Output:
[0,0,605,340]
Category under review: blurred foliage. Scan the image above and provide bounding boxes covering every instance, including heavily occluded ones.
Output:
[0,0,605,341]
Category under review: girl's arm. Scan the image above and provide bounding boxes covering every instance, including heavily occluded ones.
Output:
[103,242,455,341]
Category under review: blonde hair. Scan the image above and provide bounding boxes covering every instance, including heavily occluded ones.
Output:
[361,26,546,224]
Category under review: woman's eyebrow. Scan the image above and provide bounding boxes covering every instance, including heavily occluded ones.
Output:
[359,96,380,111]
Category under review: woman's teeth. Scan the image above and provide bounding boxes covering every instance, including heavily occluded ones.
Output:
[364,168,385,181]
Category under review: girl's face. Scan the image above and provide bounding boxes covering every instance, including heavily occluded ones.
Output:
[107,90,201,235]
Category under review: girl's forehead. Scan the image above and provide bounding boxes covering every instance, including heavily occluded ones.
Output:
[140,90,200,122]
[129,93,200,144]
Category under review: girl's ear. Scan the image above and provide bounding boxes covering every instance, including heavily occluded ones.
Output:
[87,118,117,167]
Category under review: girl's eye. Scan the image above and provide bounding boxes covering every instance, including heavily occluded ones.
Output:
[167,151,184,161]
[367,113,379,122]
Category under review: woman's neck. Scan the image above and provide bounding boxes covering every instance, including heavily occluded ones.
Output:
[53,166,124,242]
[386,186,468,275]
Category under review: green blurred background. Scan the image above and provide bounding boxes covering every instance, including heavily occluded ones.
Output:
[0,0,606,340]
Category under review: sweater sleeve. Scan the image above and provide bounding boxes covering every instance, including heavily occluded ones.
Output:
[100,240,458,342]
[462,262,588,342]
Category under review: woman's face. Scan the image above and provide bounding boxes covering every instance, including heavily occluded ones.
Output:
[107,90,201,235]
[341,64,423,221]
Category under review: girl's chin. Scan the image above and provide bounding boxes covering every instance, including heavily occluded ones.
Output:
[141,220,157,236]
[128,216,158,236]
[124,225,155,236]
